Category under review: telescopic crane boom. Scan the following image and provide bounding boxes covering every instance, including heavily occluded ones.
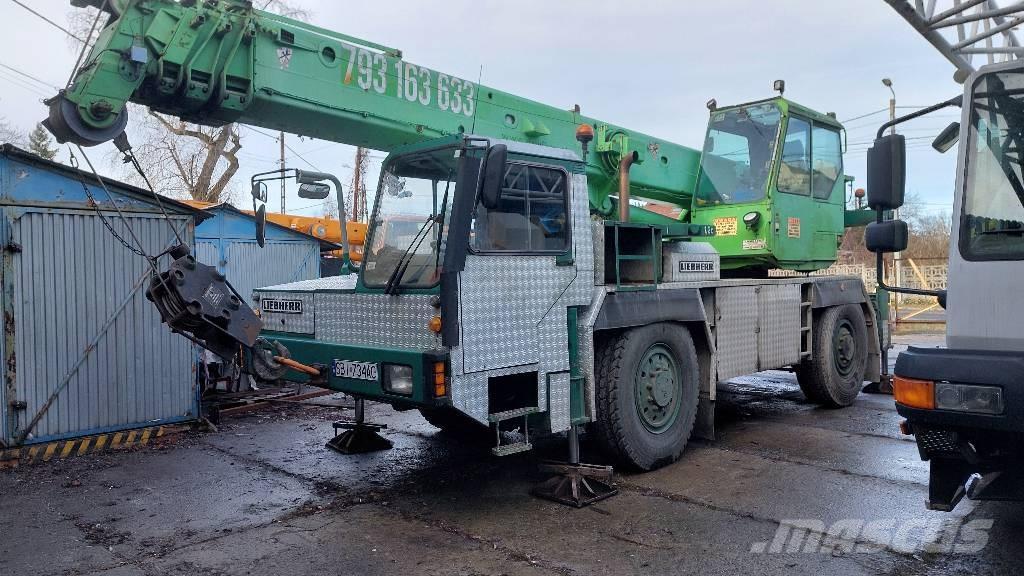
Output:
[48,0,698,223]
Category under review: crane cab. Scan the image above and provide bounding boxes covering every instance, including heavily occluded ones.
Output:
[690,98,847,273]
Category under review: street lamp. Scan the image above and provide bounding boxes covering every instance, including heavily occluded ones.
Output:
[882,78,896,135]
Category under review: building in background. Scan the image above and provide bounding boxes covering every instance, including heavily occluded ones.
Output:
[0,144,207,447]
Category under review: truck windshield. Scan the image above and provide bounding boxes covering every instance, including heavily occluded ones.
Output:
[963,70,1024,260]
[361,147,458,288]
[694,103,781,206]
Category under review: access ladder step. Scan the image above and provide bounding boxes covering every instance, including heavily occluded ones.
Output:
[488,406,540,423]
[491,441,533,456]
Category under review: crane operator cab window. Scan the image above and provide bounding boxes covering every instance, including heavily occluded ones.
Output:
[778,117,812,195]
[695,103,782,206]
[472,163,569,253]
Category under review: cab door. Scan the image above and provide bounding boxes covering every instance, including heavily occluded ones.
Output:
[457,161,576,375]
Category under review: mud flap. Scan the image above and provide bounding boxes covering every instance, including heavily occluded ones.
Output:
[927,457,973,512]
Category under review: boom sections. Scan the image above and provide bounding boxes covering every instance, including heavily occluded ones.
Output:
[51,0,700,220]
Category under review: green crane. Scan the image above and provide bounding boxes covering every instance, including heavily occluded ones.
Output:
[47,0,865,273]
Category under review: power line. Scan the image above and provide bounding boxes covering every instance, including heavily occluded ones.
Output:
[8,0,85,43]
[241,125,326,172]
[0,61,60,91]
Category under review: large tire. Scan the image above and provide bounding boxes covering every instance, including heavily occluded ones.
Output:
[594,323,700,471]
[796,304,868,408]
[418,407,485,437]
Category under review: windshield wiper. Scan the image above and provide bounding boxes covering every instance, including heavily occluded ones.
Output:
[383,216,436,295]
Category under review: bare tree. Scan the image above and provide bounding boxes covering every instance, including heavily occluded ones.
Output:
[123,109,242,203]
[0,118,25,146]
[66,1,310,203]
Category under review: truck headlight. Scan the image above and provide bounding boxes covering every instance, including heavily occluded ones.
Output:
[934,382,1004,415]
[383,364,414,395]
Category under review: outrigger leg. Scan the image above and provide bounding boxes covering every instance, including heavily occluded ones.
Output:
[532,425,617,507]
[326,398,393,454]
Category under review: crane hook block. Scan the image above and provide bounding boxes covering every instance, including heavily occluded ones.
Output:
[146,246,262,359]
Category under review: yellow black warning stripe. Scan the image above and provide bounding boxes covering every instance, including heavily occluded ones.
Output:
[0,426,172,468]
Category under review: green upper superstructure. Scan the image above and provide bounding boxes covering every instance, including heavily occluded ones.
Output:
[48,0,862,271]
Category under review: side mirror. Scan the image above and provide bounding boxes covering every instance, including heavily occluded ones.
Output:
[865,220,908,253]
[298,182,330,199]
[251,181,267,203]
[932,121,960,153]
[867,133,906,210]
[255,204,267,248]
[479,144,508,210]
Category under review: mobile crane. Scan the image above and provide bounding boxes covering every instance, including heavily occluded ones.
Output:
[47,0,882,506]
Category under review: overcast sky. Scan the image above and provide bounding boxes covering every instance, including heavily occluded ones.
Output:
[0,0,968,219]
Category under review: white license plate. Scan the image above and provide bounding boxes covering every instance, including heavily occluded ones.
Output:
[333,360,378,381]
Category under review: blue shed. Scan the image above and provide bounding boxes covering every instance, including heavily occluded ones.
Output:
[0,144,208,448]
[193,203,333,307]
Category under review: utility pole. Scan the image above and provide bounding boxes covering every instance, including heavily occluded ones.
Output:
[350,147,369,222]
[279,131,286,213]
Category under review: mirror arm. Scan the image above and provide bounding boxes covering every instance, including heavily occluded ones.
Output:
[875,95,963,140]
[872,211,944,298]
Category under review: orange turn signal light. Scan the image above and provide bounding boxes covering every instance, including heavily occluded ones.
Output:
[428,316,442,333]
[432,361,447,397]
[893,376,935,410]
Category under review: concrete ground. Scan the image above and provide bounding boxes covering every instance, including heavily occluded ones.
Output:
[2,333,1021,576]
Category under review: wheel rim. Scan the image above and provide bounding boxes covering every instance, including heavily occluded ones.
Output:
[633,343,682,434]
[832,318,857,378]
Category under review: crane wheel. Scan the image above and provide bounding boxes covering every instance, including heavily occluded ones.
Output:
[795,304,868,408]
[594,323,700,471]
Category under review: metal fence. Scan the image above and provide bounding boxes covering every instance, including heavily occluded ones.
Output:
[771,258,949,325]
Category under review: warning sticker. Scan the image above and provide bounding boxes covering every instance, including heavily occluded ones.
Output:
[787,217,801,238]
[742,239,767,250]
[713,217,738,236]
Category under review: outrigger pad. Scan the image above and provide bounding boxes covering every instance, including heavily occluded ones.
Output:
[326,421,393,454]
[532,461,618,508]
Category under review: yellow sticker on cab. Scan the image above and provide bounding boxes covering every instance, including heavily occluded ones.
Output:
[713,217,738,236]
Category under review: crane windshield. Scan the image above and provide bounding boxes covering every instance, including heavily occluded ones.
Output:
[962,70,1024,261]
[694,103,782,206]
[361,147,458,289]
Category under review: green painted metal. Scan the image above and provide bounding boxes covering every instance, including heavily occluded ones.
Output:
[633,343,682,434]
[566,307,587,425]
[264,331,446,407]
[55,0,863,272]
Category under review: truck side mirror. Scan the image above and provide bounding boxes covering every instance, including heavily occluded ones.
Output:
[932,121,960,153]
[251,181,267,203]
[867,133,906,210]
[479,144,508,209]
[298,182,330,199]
[254,204,267,248]
[865,220,908,253]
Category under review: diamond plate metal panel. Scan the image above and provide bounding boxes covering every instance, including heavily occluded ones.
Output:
[451,364,539,424]
[579,289,605,421]
[317,294,440,349]
[458,256,573,372]
[447,171,593,427]
[715,286,758,381]
[757,284,801,369]
[547,372,571,433]
[257,290,315,335]
[258,275,358,292]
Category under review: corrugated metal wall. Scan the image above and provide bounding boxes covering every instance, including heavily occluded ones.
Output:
[196,239,320,307]
[4,210,197,445]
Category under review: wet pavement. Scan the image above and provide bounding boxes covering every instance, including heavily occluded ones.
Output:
[2,333,1021,576]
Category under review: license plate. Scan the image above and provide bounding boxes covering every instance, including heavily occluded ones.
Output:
[333,360,378,381]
